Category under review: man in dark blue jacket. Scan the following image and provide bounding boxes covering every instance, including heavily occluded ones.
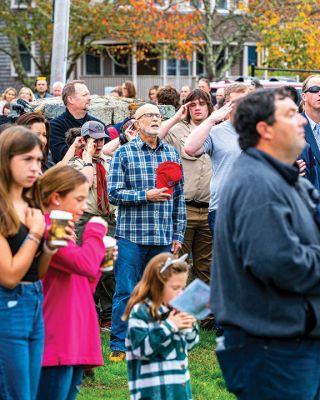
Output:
[299,75,320,190]
[50,80,109,163]
[211,88,320,399]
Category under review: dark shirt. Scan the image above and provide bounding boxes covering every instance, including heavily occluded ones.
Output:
[211,148,320,338]
[34,92,53,99]
[49,108,110,163]
[8,223,43,282]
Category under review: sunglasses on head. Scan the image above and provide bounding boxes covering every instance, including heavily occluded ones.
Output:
[304,86,320,94]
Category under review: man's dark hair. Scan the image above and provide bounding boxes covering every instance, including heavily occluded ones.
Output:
[185,89,213,123]
[65,127,81,147]
[157,86,180,110]
[281,85,299,105]
[234,88,290,150]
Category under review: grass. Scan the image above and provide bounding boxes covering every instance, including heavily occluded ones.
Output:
[78,330,235,400]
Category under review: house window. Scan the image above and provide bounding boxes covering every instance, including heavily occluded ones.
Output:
[248,46,257,66]
[19,39,31,73]
[85,54,101,75]
[11,0,27,8]
[114,53,130,75]
[217,0,228,9]
[196,52,205,75]
[167,59,190,76]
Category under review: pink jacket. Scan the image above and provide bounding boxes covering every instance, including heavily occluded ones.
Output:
[42,216,106,367]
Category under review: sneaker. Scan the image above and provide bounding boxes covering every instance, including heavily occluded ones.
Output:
[109,350,126,362]
[100,320,112,332]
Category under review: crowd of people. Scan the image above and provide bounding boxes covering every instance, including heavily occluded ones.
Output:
[1,73,320,400]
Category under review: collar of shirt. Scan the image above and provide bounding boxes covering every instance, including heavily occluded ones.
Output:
[135,135,165,151]
[304,112,317,132]
[247,147,299,185]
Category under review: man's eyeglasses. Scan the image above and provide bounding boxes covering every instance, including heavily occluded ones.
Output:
[137,113,162,120]
[304,86,320,94]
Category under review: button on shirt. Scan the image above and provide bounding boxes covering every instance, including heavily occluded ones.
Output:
[108,135,186,245]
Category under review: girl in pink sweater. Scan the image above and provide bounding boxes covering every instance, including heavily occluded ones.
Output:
[37,165,107,400]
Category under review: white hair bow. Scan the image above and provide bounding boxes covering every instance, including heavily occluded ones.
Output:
[160,253,189,274]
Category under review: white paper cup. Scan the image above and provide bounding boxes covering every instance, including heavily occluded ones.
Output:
[101,236,117,272]
[49,210,73,246]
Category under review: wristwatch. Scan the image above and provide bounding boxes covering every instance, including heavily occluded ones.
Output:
[83,162,93,167]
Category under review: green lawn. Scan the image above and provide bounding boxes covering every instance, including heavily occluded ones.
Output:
[78,330,235,400]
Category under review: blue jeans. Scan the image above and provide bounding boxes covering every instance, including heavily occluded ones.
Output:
[216,327,320,400]
[110,239,171,352]
[37,366,83,400]
[208,209,217,236]
[0,281,44,400]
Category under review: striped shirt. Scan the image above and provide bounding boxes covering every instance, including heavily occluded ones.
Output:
[126,300,199,400]
[108,135,186,245]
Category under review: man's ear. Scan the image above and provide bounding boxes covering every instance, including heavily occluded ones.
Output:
[79,137,86,145]
[256,121,273,141]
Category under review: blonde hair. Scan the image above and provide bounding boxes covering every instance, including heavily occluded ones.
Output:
[18,87,35,102]
[0,126,42,236]
[1,87,17,101]
[224,83,249,102]
[40,165,88,207]
[123,252,189,321]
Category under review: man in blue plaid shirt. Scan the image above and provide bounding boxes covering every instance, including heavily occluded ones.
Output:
[108,103,186,361]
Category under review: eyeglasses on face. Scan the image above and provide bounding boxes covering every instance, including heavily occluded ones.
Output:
[304,86,320,94]
[137,112,162,120]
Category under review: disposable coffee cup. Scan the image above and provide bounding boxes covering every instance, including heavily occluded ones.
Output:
[101,236,117,272]
[49,210,73,247]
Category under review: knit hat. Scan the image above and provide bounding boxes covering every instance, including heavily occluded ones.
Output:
[156,161,183,196]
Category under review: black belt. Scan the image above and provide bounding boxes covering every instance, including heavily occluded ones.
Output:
[186,200,209,208]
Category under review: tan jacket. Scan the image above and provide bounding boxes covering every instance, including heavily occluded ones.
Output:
[166,121,212,203]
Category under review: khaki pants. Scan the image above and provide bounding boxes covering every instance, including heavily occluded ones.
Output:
[181,205,212,284]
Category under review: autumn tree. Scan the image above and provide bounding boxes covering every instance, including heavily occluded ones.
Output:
[251,0,320,72]
[103,0,258,80]
[0,0,115,87]
[188,0,256,80]
[0,0,262,85]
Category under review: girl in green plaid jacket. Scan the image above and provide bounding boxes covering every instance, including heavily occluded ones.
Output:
[123,252,199,400]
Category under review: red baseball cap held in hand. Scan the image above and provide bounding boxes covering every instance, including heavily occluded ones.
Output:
[156,161,183,196]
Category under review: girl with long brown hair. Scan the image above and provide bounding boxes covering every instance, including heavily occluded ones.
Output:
[0,126,58,400]
[123,252,199,400]
[37,165,108,400]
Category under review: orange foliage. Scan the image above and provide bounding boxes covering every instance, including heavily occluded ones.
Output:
[102,0,203,61]
[251,0,320,71]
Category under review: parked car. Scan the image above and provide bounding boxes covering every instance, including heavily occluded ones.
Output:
[210,78,302,105]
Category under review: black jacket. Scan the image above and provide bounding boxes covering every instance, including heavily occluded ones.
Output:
[49,108,109,163]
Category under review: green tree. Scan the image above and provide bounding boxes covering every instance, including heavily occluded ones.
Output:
[251,0,320,73]
[0,0,115,86]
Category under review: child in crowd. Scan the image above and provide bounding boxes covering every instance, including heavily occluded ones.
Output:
[123,253,199,400]
[68,121,117,333]
[37,165,107,400]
